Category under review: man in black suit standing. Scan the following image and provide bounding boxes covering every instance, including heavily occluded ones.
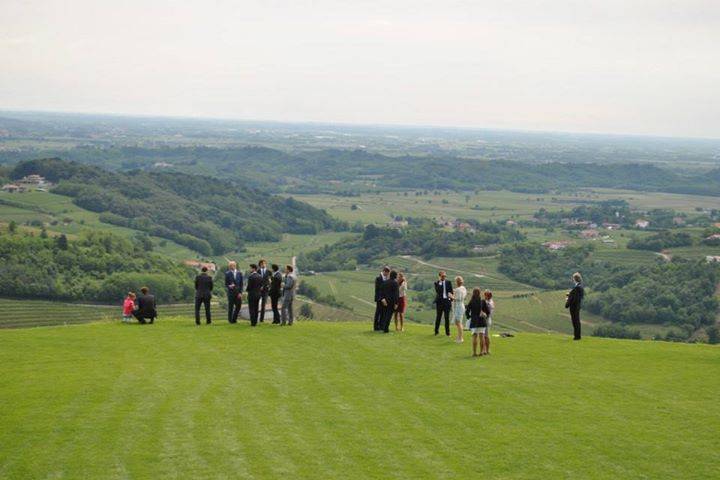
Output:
[133,286,157,324]
[373,266,390,331]
[258,259,272,323]
[194,266,214,325]
[246,264,263,327]
[269,263,283,324]
[380,270,400,333]
[225,261,243,324]
[565,272,585,340]
[434,271,453,336]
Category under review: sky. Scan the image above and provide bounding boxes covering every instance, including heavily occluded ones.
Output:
[1,0,719,138]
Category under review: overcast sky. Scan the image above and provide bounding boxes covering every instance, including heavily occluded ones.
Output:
[1,0,719,138]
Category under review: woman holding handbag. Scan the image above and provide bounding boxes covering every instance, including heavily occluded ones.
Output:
[465,288,490,357]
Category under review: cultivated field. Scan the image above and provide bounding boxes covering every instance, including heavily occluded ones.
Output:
[0,320,717,479]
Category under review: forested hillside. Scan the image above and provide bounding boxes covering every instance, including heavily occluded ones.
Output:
[0,229,194,302]
[498,243,719,340]
[11,158,346,255]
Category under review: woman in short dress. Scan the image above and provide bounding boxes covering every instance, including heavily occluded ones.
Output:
[451,276,467,343]
[465,288,490,357]
[394,272,407,331]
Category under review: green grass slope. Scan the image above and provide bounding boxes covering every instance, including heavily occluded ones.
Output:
[0,320,718,479]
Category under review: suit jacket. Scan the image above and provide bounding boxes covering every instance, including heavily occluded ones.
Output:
[136,294,157,317]
[434,280,454,304]
[374,275,386,302]
[246,271,263,297]
[383,278,400,307]
[565,283,584,310]
[195,273,214,299]
[283,274,297,298]
[259,268,272,294]
[225,270,244,293]
[269,270,283,298]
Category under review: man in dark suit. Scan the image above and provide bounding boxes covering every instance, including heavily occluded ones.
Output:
[269,263,283,324]
[373,266,390,331]
[133,286,157,324]
[258,259,272,323]
[434,271,453,336]
[194,266,214,325]
[246,264,263,326]
[565,272,585,340]
[381,270,400,333]
[225,261,243,324]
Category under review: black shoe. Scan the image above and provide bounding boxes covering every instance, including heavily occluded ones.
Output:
[195,322,200,326]
[206,321,212,325]
[434,331,439,335]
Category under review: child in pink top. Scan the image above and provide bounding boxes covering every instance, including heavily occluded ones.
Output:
[122,292,136,323]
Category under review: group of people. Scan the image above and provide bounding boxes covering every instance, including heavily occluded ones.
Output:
[122,260,585,354]
[372,267,496,356]
[122,259,298,327]
[220,259,297,326]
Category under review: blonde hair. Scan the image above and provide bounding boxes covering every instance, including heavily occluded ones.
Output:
[573,272,582,283]
[455,276,464,286]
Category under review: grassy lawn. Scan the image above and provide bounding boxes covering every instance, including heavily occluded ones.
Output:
[0,320,718,479]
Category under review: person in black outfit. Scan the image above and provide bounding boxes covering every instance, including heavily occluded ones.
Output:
[465,287,491,356]
[224,261,243,324]
[194,266,214,325]
[565,272,585,340]
[380,270,400,333]
[133,286,157,324]
[434,271,453,336]
[373,266,390,331]
[258,259,272,323]
[269,264,283,324]
[246,264,263,326]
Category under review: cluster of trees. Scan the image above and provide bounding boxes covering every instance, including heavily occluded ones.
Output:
[627,231,694,251]
[299,221,524,272]
[0,229,195,303]
[11,158,346,255]
[498,243,719,336]
[533,200,633,227]
[592,325,642,340]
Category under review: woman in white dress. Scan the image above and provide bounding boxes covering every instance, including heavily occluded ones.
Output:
[451,276,467,343]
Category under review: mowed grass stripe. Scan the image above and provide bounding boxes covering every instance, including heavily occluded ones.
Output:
[0,320,717,479]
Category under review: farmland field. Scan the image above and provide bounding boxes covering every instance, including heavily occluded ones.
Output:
[0,320,718,479]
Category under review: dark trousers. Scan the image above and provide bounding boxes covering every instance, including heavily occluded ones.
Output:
[195,296,211,324]
[435,300,451,335]
[270,294,281,323]
[381,304,394,333]
[259,293,268,322]
[373,301,384,331]
[248,293,261,326]
[133,311,155,324]
[227,289,242,323]
[570,307,581,339]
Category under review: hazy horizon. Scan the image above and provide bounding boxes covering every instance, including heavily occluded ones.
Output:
[2,0,719,139]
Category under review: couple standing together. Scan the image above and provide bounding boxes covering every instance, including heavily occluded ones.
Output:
[435,271,494,356]
[223,259,297,326]
[373,266,408,333]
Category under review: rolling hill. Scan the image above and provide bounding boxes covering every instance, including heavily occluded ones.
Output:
[10,158,346,254]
